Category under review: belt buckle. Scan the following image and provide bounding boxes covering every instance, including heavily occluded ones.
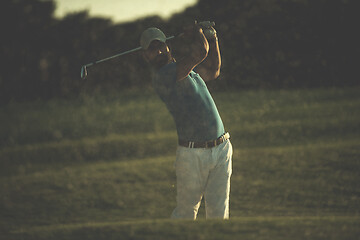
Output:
[225,132,230,139]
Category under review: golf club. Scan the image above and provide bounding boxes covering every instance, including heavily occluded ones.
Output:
[80,36,175,79]
[80,21,215,79]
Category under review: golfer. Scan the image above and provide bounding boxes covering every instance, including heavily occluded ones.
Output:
[140,22,233,220]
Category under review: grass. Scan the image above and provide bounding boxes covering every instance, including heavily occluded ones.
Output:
[11,216,360,240]
[0,87,359,239]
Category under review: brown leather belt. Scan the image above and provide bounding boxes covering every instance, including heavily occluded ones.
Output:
[179,132,230,149]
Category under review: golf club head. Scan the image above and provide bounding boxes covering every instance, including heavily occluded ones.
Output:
[80,65,87,79]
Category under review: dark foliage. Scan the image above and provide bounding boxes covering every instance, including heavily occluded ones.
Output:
[0,0,358,103]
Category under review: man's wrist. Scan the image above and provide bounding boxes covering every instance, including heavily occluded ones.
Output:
[208,36,218,44]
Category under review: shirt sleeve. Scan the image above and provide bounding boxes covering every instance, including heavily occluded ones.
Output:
[152,62,177,99]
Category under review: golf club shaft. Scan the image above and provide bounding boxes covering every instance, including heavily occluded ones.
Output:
[84,46,141,68]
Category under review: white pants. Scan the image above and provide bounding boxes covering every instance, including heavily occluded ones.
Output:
[171,139,233,220]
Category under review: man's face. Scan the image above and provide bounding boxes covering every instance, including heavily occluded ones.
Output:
[144,40,172,69]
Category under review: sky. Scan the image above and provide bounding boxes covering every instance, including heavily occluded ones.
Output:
[54,0,198,23]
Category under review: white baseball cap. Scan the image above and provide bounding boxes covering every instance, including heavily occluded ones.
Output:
[140,27,167,50]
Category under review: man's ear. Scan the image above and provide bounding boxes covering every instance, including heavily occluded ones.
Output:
[142,51,150,63]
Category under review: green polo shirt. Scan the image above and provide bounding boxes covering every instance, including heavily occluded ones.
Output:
[153,62,225,142]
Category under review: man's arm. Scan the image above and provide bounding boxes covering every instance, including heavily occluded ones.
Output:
[195,28,221,82]
[195,37,221,81]
[176,25,209,81]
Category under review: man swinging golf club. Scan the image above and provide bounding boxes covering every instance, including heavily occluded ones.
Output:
[141,22,233,220]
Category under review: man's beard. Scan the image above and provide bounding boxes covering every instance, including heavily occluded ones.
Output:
[152,52,172,69]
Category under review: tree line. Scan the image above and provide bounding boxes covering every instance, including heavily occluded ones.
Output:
[0,0,357,103]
